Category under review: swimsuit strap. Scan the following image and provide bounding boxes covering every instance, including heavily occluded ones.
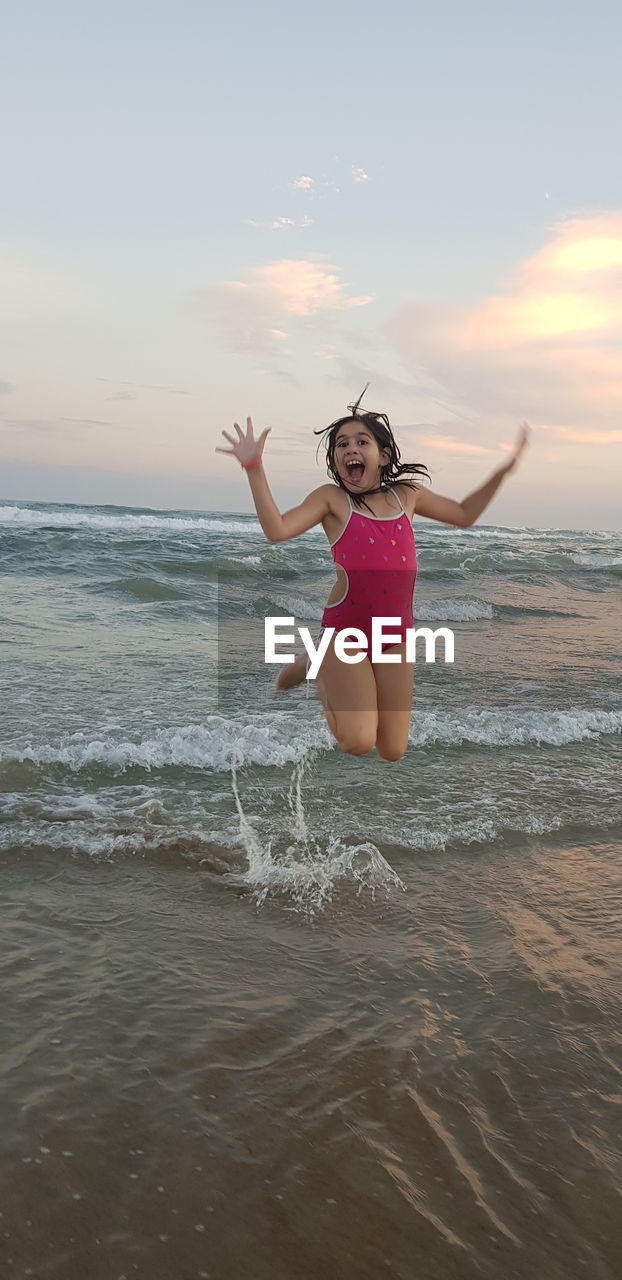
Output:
[389,486,405,515]
[347,487,405,516]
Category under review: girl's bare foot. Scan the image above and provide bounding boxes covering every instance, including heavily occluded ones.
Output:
[276,652,308,691]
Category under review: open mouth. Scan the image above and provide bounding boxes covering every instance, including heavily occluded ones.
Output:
[345,461,365,484]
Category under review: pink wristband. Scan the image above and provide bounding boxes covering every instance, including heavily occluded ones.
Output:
[242,458,262,470]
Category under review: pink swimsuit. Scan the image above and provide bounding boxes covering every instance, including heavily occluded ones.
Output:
[321,488,417,655]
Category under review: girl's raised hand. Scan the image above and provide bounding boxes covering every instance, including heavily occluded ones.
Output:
[504,421,530,473]
[215,416,271,468]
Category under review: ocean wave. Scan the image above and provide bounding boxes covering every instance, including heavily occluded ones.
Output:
[416,598,494,621]
[256,595,496,623]
[495,603,584,619]
[88,576,185,602]
[0,504,260,536]
[408,707,622,748]
[0,717,334,774]
[255,595,325,622]
[414,526,621,541]
[417,546,622,577]
[4,505,621,589]
[0,810,243,872]
[570,553,622,570]
[2,798,621,876]
[2,706,621,777]
[417,550,552,576]
[388,808,622,852]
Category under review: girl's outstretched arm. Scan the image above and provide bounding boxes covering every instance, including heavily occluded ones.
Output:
[216,414,332,542]
[414,422,530,528]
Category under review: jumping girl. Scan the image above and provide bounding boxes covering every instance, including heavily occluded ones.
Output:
[216,386,530,762]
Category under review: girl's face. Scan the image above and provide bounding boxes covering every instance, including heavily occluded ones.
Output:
[333,421,389,492]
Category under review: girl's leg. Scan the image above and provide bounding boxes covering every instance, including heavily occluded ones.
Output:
[371,643,414,761]
[276,652,308,691]
[312,635,378,755]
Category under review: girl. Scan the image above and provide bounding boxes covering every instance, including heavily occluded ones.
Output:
[216,387,530,762]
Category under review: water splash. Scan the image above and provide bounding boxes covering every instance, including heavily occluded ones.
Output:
[228,752,405,916]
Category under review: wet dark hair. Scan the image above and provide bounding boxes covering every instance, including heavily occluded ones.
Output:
[313,383,430,513]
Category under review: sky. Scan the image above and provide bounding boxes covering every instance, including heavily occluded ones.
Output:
[1,0,621,528]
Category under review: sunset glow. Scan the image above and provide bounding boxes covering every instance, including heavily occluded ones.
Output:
[1,6,620,528]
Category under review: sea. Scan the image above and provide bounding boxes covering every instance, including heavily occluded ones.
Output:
[1,498,621,1280]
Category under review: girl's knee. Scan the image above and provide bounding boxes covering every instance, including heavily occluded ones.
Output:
[339,733,377,756]
[335,718,377,756]
[376,739,408,761]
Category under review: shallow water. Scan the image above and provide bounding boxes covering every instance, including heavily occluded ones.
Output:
[2,834,621,1279]
[1,500,621,1277]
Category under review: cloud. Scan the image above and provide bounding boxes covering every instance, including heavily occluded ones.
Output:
[385,212,622,436]
[0,416,116,435]
[241,214,315,231]
[288,166,369,193]
[96,378,191,396]
[242,163,368,234]
[0,257,83,313]
[537,424,622,444]
[418,435,495,454]
[0,418,59,434]
[105,391,135,402]
[194,258,373,354]
[257,260,372,316]
[0,380,13,395]
[60,417,115,426]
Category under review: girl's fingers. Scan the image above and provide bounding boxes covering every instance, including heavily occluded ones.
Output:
[509,423,529,464]
[215,447,236,455]
[219,417,259,453]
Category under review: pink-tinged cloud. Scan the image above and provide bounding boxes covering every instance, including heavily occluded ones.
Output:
[465,215,622,349]
[256,261,372,316]
[386,212,622,438]
[538,425,622,444]
[419,435,494,454]
[194,258,373,353]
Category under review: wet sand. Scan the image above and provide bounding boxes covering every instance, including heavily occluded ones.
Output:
[2,835,621,1280]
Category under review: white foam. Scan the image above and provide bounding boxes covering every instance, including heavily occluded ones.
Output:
[0,820,199,860]
[0,504,260,536]
[390,811,567,852]
[266,595,325,621]
[418,526,619,541]
[570,552,622,568]
[2,705,621,777]
[408,706,622,748]
[0,788,167,824]
[263,596,493,624]
[417,597,494,621]
[1,715,334,773]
